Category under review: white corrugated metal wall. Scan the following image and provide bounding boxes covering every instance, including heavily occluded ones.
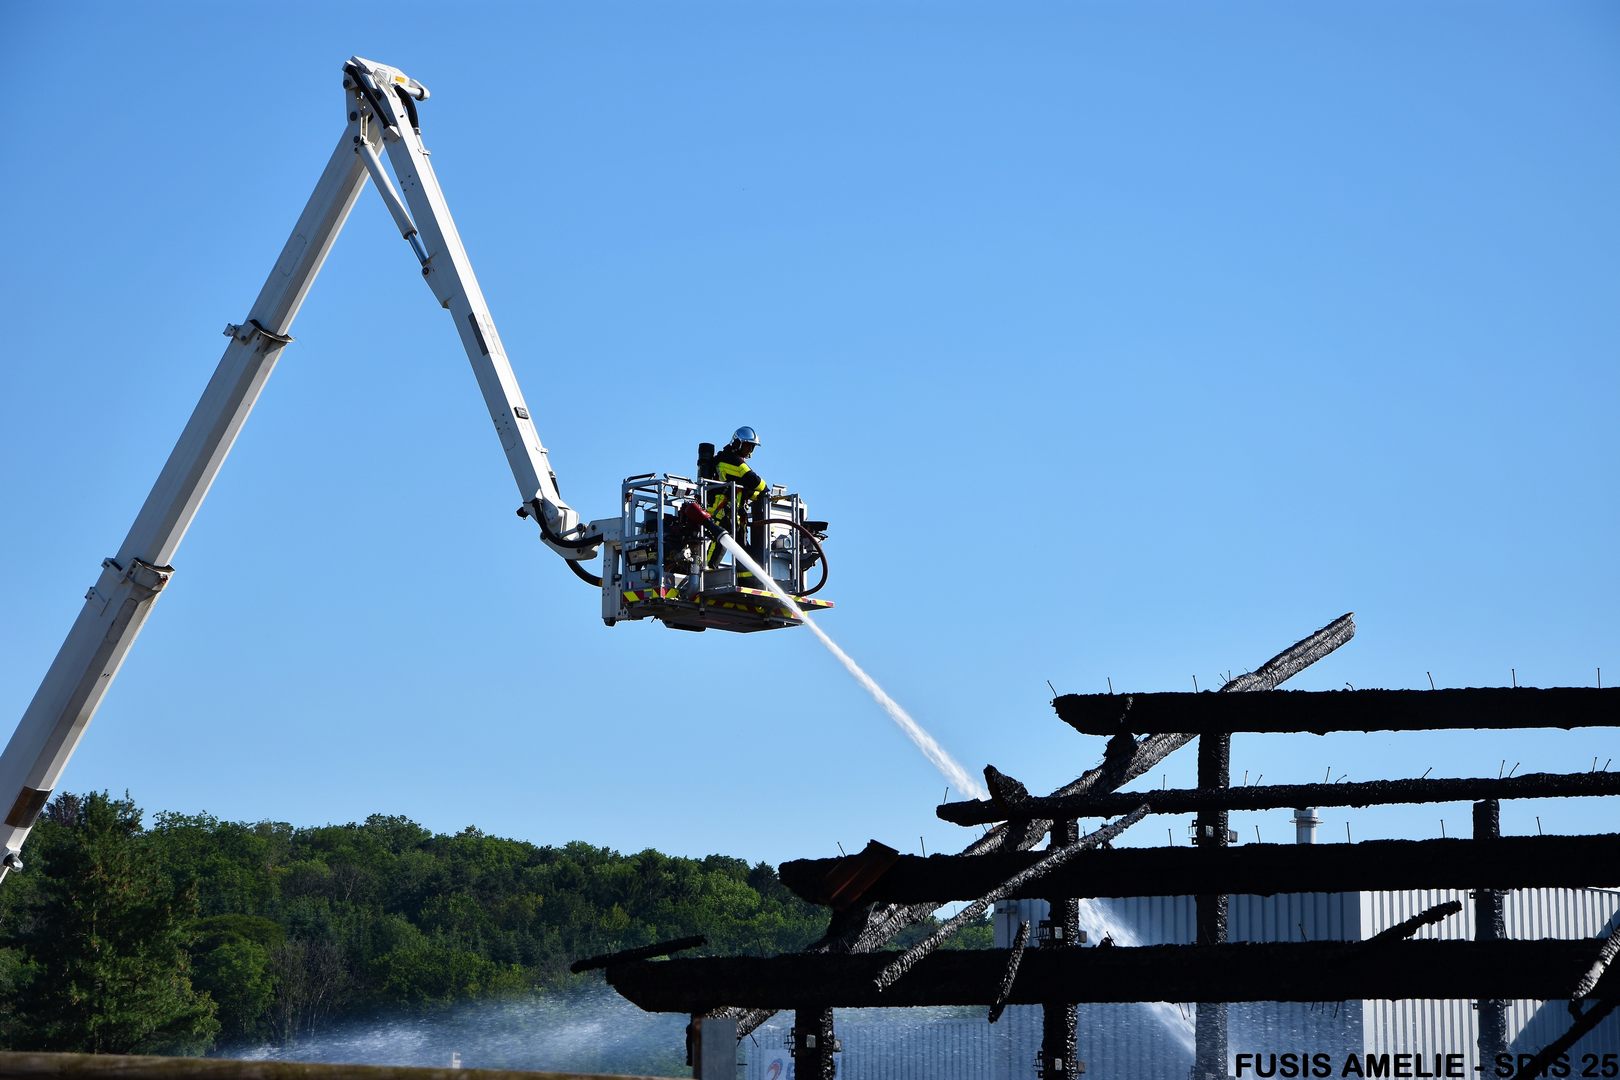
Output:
[739,1008,1011,1080]
[993,894,1363,1079]
[836,1010,1007,1079]
[992,887,1620,1079]
[1358,886,1620,1074]
[740,887,1620,1078]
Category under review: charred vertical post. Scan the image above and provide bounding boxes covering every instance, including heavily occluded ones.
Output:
[791,1007,838,1080]
[1194,731,1231,1080]
[1474,799,1507,1064]
[1041,818,1081,1077]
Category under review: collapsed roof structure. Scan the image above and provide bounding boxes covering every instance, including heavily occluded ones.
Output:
[591,614,1620,1080]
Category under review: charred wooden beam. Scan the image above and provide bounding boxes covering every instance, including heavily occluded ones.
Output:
[1218,612,1359,695]
[832,614,1361,951]
[872,807,1148,992]
[1368,900,1462,942]
[984,764,1032,808]
[963,613,1356,863]
[785,840,901,911]
[938,770,1620,825]
[780,833,1620,903]
[1511,999,1620,1080]
[608,940,1614,1013]
[1055,686,1617,736]
[987,920,1031,1024]
[721,612,1357,1039]
[570,935,706,974]
[1572,917,1620,1008]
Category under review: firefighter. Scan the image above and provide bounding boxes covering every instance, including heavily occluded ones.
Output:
[705,426,768,574]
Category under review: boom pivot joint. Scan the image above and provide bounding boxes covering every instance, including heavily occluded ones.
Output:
[223,319,295,347]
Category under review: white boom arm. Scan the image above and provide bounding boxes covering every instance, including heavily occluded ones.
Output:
[0,57,600,882]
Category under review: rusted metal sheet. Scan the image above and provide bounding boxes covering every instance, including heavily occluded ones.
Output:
[786,839,901,910]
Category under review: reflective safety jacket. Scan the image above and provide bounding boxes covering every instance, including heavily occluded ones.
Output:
[705,448,766,523]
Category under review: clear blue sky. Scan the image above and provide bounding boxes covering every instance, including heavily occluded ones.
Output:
[2,2,1616,868]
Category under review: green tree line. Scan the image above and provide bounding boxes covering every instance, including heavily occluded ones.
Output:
[0,792,989,1056]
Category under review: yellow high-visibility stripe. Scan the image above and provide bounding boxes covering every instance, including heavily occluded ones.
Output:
[716,462,765,498]
[625,587,686,605]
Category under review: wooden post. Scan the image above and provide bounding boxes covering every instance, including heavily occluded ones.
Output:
[791,1007,838,1080]
[1193,731,1231,1080]
[1040,818,1081,1077]
[1474,799,1507,1064]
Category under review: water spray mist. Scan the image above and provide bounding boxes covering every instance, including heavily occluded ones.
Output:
[716,533,988,802]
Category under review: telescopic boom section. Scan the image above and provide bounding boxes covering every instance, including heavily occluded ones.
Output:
[0,57,594,883]
[342,58,593,555]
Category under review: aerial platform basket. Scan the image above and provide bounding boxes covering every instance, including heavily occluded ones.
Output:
[602,474,833,633]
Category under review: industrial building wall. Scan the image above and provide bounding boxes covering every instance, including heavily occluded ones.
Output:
[1230,891,1362,944]
[998,889,1620,1077]
[1358,886,1620,1074]
[984,1000,1199,1080]
[836,1010,1007,1080]
[733,887,1620,1080]
[999,891,1367,947]
[995,895,1364,1080]
[738,1009,1010,1080]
